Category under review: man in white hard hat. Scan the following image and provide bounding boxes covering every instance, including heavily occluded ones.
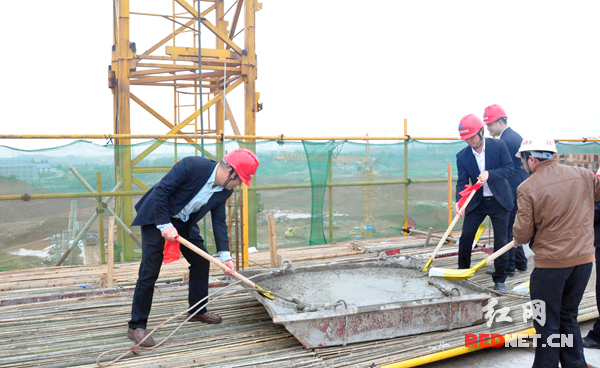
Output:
[512,138,600,367]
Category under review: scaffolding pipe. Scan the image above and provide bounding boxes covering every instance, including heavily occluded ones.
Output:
[0,191,145,201]
[1,134,597,142]
[0,178,459,202]
[55,180,124,266]
[70,168,142,249]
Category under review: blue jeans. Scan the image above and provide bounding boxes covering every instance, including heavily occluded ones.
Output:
[530,263,592,368]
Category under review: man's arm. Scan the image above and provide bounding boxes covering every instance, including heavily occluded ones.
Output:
[513,187,535,247]
[455,152,469,203]
[211,200,234,275]
[593,172,600,202]
[211,200,230,254]
[487,140,514,181]
[153,158,193,225]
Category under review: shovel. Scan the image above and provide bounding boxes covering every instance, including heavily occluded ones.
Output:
[428,240,514,280]
[172,232,275,299]
[422,181,482,271]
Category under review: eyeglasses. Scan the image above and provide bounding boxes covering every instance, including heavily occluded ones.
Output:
[222,171,238,188]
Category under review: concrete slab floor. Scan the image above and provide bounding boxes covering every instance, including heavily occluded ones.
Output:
[419,320,600,368]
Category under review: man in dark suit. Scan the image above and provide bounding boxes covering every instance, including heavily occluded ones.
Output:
[484,104,530,276]
[127,149,259,347]
[456,114,514,291]
[582,199,600,348]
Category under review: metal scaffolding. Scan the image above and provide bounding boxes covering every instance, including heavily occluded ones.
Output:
[109,0,261,260]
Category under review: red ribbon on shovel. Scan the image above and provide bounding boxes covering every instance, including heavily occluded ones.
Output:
[163,239,181,264]
[457,182,483,209]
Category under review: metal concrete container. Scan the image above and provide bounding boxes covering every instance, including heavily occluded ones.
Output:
[241,259,489,348]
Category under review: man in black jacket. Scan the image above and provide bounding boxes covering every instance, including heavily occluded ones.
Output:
[582,198,600,348]
[484,104,530,276]
[127,149,259,347]
[456,114,514,291]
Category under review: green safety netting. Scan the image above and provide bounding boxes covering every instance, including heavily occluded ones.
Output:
[0,139,598,270]
[303,140,336,245]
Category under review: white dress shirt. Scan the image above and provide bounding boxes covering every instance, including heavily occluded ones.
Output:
[471,139,493,197]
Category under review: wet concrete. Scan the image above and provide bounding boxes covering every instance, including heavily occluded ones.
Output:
[243,259,490,348]
[258,264,484,316]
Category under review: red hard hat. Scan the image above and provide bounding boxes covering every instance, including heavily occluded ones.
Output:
[483,104,507,125]
[458,114,484,140]
[224,149,259,186]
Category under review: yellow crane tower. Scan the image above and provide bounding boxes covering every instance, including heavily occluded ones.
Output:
[109,0,261,259]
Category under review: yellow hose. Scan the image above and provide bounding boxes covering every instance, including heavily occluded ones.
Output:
[382,328,536,368]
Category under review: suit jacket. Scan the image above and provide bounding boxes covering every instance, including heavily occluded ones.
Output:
[500,127,530,198]
[456,138,514,214]
[131,156,233,253]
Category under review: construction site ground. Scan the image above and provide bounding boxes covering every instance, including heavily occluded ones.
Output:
[1,232,600,368]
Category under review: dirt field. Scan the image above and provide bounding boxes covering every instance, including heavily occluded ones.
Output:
[0,180,100,268]
[0,177,456,268]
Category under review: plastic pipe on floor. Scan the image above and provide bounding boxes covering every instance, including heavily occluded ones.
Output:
[381,328,536,368]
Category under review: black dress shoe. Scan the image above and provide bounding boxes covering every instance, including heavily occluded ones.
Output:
[516,266,528,272]
[583,336,600,349]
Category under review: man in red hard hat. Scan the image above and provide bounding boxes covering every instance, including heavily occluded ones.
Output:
[127,149,259,347]
[483,104,530,277]
[456,114,514,291]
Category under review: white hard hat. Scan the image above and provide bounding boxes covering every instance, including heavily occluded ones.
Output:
[516,138,557,159]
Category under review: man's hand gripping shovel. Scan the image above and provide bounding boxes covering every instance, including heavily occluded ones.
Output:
[171,231,275,299]
[422,181,482,272]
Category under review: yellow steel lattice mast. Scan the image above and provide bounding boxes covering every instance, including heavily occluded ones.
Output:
[109,0,261,260]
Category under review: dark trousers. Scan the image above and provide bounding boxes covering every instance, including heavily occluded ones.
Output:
[129,222,211,329]
[507,201,528,271]
[458,196,509,284]
[585,247,600,343]
[530,264,592,368]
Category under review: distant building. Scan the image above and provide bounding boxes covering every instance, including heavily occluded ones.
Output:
[0,163,39,182]
[37,163,56,174]
[558,153,600,173]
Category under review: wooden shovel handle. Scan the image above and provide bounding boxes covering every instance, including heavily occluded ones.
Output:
[429,181,481,260]
[172,232,257,289]
[487,240,515,263]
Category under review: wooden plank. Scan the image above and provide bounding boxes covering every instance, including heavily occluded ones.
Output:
[267,214,278,268]
[107,217,115,288]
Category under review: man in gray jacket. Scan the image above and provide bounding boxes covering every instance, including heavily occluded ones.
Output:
[513,137,600,368]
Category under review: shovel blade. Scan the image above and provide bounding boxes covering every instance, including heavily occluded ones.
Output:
[255,285,275,300]
[429,267,475,280]
[428,259,488,280]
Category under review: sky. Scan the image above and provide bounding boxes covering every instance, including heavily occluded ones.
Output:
[1,1,599,150]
